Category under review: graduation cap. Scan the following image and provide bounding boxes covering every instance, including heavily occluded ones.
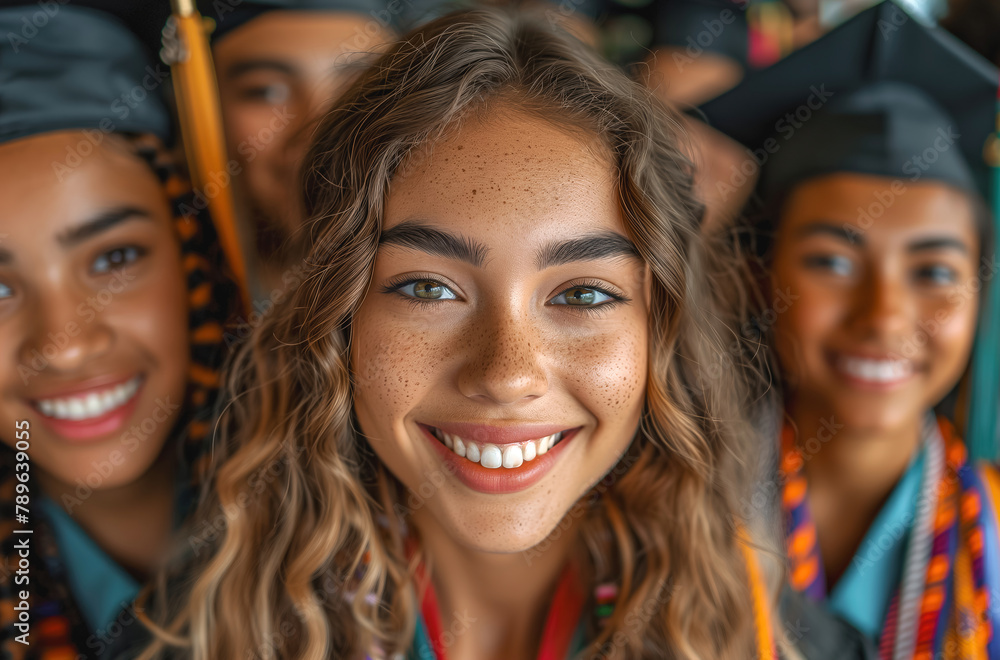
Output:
[0,4,170,144]
[198,0,392,42]
[697,0,997,200]
[696,0,1000,459]
[654,0,749,65]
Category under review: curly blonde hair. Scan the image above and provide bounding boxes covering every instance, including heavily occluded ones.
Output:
[139,7,776,660]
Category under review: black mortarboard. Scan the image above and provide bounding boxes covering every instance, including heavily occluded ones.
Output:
[698,0,1000,458]
[654,0,748,65]
[0,4,170,144]
[696,0,998,201]
[199,0,393,42]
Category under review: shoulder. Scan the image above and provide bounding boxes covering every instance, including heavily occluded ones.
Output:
[778,587,879,660]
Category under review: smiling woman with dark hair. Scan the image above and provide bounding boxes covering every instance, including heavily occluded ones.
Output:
[0,6,238,657]
[130,7,874,660]
[701,2,1000,656]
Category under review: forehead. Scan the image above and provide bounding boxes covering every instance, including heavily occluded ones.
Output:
[0,132,166,234]
[214,11,382,70]
[384,109,621,245]
[782,172,977,243]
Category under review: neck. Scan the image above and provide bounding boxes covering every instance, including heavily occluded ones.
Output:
[411,506,583,660]
[38,446,178,579]
[788,399,924,586]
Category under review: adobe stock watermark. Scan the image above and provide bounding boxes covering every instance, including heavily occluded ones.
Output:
[713,84,835,201]
[186,442,308,556]
[844,125,961,243]
[5,0,71,53]
[668,0,751,72]
[176,105,296,219]
[737,416,844,521]
[876,2,915,41]
[50,65,172,182]
[885,255,999,365]
[60,395,182,516]
[18,267,138,385]
[585,581,682,659]
[706,285,800,382]
[222,261,308,348]
[522,448,640,567]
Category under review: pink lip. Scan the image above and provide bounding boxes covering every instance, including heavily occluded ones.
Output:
[419,424,581,495]
[424,422,569,446]
[30,376,144,443]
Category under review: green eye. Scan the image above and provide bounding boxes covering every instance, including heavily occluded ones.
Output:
[0,282,11,299]
[396,280,457,301]
[550,286,614,307]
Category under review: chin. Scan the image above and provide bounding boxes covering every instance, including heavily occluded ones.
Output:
[433,503,575,556]
[831,399,920,436]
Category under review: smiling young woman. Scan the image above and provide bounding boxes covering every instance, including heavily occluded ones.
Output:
[700,2,1000,656]
[0,6,238,657]
[130,7,872,660]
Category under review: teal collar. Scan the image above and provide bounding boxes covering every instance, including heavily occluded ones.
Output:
[825,444,926,641]
[38,496,140,635]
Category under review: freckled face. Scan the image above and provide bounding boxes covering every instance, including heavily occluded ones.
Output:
[351,111,649,553]
[770,173,980,433]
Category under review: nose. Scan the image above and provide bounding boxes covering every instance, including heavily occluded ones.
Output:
[457,308,549,405]
[849,268,914,342]
[19,286,114,374]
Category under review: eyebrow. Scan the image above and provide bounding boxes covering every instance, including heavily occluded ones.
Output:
[224,59,297,80]
[379,220,640,270]
[379,220,489,267]
[796,221,971,254]
[795,222,864,246]
[536,231,640,270]
[0,246,10,265]
[57,206,152,248]
[907,237,970,255]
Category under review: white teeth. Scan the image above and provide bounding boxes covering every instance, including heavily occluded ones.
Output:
[502,445,523,468]
[838,356,912,383]
[84,393,102,417]
[433,428,568,468]
[523,441,536,461]
[35,376,141,421]
[466,442,480,463]
[67,399,86,420]
[480,444,503,469]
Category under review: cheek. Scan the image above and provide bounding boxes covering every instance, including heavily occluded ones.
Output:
[351,306,439,427]
[771,270,843,358]
[120,254,191,397]
[549,315,647,436]
[925,297,978,376]
[564,329,644,417]
[222,103,284,169]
